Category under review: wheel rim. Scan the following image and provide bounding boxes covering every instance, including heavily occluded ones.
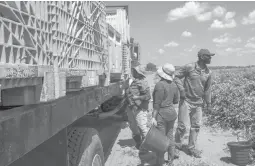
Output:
[92,154,102,166]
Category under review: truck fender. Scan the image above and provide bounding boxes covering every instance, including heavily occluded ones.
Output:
[68,127,104,166]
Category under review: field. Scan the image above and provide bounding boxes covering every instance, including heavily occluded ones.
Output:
[148,67,255,132]
[105,67,255,166]
[206,68,255,139]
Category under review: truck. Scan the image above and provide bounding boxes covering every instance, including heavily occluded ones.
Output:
[0,1,132,166]
[105,5,132,78]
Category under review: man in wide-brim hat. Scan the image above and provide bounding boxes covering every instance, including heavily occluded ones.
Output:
[151,63,180,165]
[156,63,175,81]
[125,65,151,163]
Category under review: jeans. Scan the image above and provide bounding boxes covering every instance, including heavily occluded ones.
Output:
[175,100,202,150]
[156,113,176,166]
[131,108,150,164]
[127,106,149,147]
[134,108,149,139]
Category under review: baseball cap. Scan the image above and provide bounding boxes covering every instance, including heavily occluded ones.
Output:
[198,49,215,56]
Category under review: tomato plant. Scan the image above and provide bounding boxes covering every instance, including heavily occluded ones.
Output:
[205,69,255,131]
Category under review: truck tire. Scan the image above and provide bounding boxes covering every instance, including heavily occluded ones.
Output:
[68,127,104,166]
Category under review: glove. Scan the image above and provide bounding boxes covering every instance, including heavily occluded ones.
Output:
[132,95,140,100]
[151,118,157,126]
[132,105,138,112]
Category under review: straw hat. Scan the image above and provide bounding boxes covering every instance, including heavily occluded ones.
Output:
[132,65,146,78]
[157,63,175,81]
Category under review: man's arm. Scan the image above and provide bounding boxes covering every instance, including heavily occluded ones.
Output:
[125,88,135,106]
[173,85,180,104]
[174,65,188,98]
[204,73,212,106]
[152,83,164,118]
[136,80,151,101]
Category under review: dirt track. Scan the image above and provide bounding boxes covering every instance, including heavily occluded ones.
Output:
[105,119,239,166]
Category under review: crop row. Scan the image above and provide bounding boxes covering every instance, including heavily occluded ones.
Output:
[205,68,255,130]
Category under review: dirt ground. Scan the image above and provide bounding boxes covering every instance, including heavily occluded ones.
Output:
[104,73,251,166]
[105,116,239,166]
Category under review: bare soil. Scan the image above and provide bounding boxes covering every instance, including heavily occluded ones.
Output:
[105,73,251,166]
[105,118,239,166]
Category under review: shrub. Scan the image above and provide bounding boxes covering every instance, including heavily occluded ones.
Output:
[205,68,255,130]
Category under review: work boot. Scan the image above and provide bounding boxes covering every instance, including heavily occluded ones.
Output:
[133,134,142,149]
[174,149,180,159]
[168,143,179,160]
[135,142,141,150]
[188,148,202,158]
[139,148,151,165]
[139,148,149,156]
[175,143,183,151]
[156,153,165,166]
[165,159,174,166]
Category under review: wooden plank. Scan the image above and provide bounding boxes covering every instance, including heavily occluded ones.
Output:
[0,63,91,79]
[1,84,42,106]
[0,77,42,89]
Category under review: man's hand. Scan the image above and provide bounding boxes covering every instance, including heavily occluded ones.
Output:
[151,117,157,126]
[179,90,186,105]
[180,90,186,100]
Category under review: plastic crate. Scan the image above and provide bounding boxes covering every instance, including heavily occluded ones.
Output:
[0,1,108,87]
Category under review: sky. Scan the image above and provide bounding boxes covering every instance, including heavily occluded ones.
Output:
[105,1,255,66]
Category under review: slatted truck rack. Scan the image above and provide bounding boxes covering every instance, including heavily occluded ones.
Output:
[0,2,131,166]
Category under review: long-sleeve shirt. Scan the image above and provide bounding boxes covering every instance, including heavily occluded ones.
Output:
[174,62,212,106]
[126,78,151,110]
[153,79,179,121]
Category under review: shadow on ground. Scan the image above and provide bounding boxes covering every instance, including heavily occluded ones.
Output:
[220,157,233,164]
[138,151,157,166]
[118,138,158,166]
[179,144,191,156]
[118,138,136,147]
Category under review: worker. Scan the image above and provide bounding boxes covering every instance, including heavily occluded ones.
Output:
[125,65,151,151]
[174,49,214,158]
[125,76,141,149]
[151,63,179,166]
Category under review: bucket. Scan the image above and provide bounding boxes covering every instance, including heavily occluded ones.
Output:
[140,125,170,153]
[227,141,252,166]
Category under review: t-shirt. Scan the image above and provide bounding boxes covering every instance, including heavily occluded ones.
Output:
[126,78,151,110]
[174,62,212,106]
[153,79,180,121]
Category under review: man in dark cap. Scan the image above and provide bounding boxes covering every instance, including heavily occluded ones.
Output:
[174,49,214,158]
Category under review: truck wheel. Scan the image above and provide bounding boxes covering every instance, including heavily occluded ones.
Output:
[68,127,104,166]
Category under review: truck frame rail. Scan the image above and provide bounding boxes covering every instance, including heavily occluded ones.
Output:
[0,80,128,166]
